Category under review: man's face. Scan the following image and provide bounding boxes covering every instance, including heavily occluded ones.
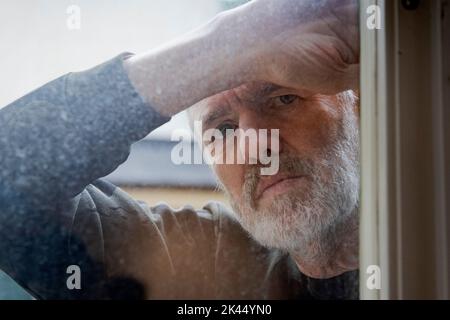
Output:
[194,83,359,257]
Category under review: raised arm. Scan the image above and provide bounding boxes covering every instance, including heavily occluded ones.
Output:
[124,0,359,117]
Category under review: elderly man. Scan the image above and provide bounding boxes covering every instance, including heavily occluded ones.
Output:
[0,0,359,299]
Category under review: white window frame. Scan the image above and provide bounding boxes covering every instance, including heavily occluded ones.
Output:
[359,0,450,299]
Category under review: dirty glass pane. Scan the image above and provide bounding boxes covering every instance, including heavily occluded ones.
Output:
[0,0,360,301]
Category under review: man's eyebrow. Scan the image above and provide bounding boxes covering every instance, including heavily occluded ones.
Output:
[201,84,284,127]
[256,83,284,96]
[241,83,286,103]
[202,107,232,128]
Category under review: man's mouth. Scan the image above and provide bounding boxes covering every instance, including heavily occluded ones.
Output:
[256,174,306,201]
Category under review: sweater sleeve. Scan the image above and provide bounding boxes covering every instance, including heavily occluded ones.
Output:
[0,53,170,209]
[0,54,172,299]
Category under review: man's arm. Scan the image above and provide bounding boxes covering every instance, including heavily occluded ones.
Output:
[124,0,359,117]
[0,55,173,298]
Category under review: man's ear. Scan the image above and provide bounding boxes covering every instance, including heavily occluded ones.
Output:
[346,89,360,119]
[337,90,359,118]
[352,89,360,119]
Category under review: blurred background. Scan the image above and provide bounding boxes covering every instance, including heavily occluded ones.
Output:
[0,0,248,300]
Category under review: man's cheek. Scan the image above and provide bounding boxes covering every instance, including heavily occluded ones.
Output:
[289,100,341,151]
[214,163,245,201]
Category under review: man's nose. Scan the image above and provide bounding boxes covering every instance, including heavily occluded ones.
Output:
[237,110,282,164]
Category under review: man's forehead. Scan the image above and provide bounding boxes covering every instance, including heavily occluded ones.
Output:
[194,83,284,123]
[213,82,282,104]
[187,99,228,129]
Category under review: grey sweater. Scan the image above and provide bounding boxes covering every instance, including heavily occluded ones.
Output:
[0,54,358,299]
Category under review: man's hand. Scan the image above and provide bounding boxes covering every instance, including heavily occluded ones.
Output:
[237,0,359,95]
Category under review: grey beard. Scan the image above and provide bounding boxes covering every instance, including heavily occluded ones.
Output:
[225,100,360,264]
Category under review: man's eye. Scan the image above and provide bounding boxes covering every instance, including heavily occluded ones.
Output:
[274,94,299,106]
[216,123,237,137]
